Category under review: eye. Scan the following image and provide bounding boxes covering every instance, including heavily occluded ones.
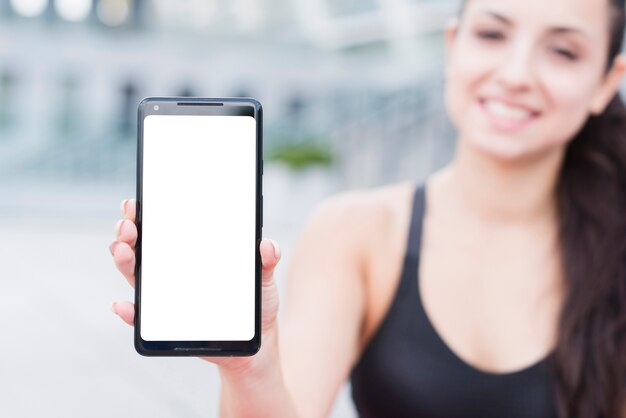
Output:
[552,47,578,61]
[476,30,505,41]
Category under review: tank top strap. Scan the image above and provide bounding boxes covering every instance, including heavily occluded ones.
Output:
[389,183,426,300]
[406,183,426,259]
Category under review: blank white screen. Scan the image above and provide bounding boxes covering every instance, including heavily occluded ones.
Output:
[140,114,256,341]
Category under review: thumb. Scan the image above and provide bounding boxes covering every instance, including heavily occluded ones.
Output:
[259,238,281,285]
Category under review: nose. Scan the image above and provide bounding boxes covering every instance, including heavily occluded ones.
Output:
[495,40,535,93]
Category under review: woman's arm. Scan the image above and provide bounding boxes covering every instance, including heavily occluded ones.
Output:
[219,327,299,417]
[279,192,370,417]
[215,192,371,418]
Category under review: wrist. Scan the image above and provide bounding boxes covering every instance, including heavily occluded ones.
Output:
[218,325,298,418]
[218,323,281,383]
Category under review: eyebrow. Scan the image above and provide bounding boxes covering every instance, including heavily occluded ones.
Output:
[483,11,512,25]
[480,11,590,39]
[549,27,589,39]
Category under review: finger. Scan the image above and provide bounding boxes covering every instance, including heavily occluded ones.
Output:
[121,199,136,223]
[110,241,136,287]
[259,238,281,286]
[115,218,137,248]
[111,301,135,326]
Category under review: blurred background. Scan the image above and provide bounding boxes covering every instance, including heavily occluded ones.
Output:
[0,0,462,416]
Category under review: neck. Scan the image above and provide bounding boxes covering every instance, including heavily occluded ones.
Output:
[439,139,565,225]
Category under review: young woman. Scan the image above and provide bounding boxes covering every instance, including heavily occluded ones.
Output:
[109,0,626,416]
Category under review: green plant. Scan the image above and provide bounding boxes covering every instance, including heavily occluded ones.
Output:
[267,141,333,170]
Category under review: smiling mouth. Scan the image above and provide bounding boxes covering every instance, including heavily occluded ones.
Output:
[479,98,541,129]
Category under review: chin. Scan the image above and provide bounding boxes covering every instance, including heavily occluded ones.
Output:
[463,134,551,166]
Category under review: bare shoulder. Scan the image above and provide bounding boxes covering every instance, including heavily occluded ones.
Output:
[291,180,415,284]
[302,180,416,307]
[311,181,417,350]
[363,181,416,224]
[308,181,415,236]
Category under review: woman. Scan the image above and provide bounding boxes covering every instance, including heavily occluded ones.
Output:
[109,0,626,416]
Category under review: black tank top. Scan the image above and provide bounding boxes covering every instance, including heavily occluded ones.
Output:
[350,184,558,418]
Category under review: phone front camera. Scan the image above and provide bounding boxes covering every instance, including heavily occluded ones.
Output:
[153,105,159,111]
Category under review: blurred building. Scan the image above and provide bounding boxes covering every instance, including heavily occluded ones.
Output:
[0,0,461,188]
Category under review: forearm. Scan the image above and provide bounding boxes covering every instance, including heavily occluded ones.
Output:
[218,327,300,418]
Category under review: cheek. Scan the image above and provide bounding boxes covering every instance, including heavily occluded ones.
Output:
[444,50,493,129]
[444,72,462,130]
[444,74,467,134]
[540,72,599,143]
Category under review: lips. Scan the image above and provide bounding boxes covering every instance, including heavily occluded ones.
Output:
[478,97,541,131]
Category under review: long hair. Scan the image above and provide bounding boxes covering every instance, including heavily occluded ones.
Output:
[553,1,626,416]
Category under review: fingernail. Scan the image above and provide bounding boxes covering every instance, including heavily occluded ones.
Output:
[121,199,128,214]
[269,239,281,260]
[111,302,117,314]
[109,241,119,256]
[115,219,124,237]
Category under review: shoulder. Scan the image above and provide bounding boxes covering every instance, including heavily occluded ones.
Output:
[305,181,415,244]
[298,181,416,275]
[312,181,415,224]
[302,182,419,350]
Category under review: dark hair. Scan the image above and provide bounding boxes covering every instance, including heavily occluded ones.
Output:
[554,1,626,416]
[457,1,626,416]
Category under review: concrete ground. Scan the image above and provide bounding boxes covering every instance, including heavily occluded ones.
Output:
[0,169,358,418]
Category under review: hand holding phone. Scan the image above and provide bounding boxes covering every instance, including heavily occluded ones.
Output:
[109,200,283,364]
[110,98,301,415]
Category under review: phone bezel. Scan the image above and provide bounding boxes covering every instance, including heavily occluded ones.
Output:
[134,97,263,357]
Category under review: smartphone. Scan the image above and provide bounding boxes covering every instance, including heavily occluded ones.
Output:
[134,97,262,356]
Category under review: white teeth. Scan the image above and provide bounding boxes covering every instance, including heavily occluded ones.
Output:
[483,99,533,121]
